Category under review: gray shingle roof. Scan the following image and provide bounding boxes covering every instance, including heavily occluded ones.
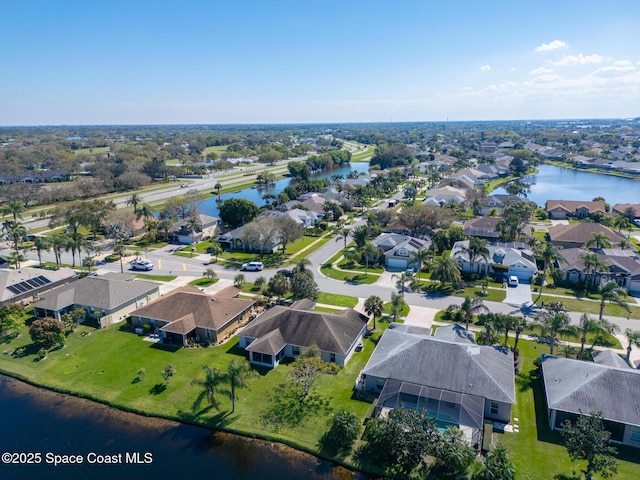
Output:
[362,325,515,404]
[241,306,368,355]
[541,355,640,427]
[434,324,476,344]
[0,267,77,303]
[34,276,158,311]
[592,350,632,369]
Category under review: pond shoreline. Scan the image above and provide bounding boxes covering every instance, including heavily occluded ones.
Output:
[0,371,372,479]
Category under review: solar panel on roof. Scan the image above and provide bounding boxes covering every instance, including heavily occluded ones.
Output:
[10,283,30,294]
[7,285,22,295]
[34,276,50,286]
[26,279,41,288]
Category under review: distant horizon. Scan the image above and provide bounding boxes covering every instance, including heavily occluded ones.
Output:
[2,1,639,126]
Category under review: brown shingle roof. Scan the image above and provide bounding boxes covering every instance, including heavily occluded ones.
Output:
[545,200,606,214]
[131,286,255,332]
[547,223,626,247]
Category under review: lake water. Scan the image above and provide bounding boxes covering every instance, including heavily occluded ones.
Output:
[200,162,370,218]
[0,376,366,480]
[492,164,640,207]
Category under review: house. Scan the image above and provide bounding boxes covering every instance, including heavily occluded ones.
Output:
[238,303,368,368]
[478,195,524,215]
[358,323,515,446]
[592,350,632,369]
[259,208,321,227]
[422,186,466,206]
[372,233,431,270]
[0,267,78,307]
[463,216,531,241]
[129,286,256,346]
[433,323,476,344]
[216,223,281,254]
[612,203,640,220]
[555,248,640,293]
[545,200,606,220]
[33,273,160,328]
[170,214,220,245]
[451,240,537,282]
[0,169,69,185]
[541,354,640,448]
[547,223,627,249]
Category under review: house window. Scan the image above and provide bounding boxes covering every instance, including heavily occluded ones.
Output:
[631,429,640,442]
[490,402,499,415]
[276,349,285,362]
[329,353,336,363]
[292,346,301,356]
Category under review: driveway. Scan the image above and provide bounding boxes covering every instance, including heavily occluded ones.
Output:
[504,282,532,307]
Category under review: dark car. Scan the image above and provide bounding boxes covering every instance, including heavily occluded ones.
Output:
[276,269,293,277]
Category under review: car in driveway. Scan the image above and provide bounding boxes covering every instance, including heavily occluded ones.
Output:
[276,269,293,277]
[507,275,519,287]
[241,261,263,271]
[130,260,154,271]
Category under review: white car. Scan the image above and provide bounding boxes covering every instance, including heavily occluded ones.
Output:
[241,261,263,271]
[507,276,519,287]
[180,183,189,188]
[131,260,154,271]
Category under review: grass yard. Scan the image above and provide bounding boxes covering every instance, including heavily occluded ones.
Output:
[382,301,410,317]
[500,339,640,480]
[74,146,110,156]
[349,144,375,162]
[316,292,358,308]
[534,294,640,319]
[188,277,220,287]
[135,274,177,282]
[314,306,341,313]
[320,264,379,284]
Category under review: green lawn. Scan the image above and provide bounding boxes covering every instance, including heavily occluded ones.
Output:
[314,306,341,313]
[316,292,358,308]
[188,277,220,287]
[336,261,384,274]
[501,339,640,480]
[320,264,379,284]
[74,146,110,156]
[534,294,640,319]
[382,301,410,317]
[349,144,375,162]
[135,274,177,282]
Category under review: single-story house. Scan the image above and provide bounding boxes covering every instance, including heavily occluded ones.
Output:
[0,169,69,185]
[238,303,368,368]
[545,200,606,220]
[451,240,537,282]
[0,267,78,307]
[129,285,256,346]
[541,354,640,448]
[478,195,524,215]
[463,216,531,240]
[216,223,281,253]
[33,273,160,328]
[592,350,632,369]
[612,203,640,220]
[372,233,431,270]
[547,223,627,249]
[422,186,466,206]
[170,214,220,245]
[555,248,640,293]
[259,208,321,227]
[358,323,515,446]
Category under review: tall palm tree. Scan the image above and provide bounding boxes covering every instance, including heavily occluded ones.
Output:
[113,244,126,273]
[50,233,66,267]
[222,358,257,414]
[458,296,489,330]
[512,316,528,350]
[336,227,351,251]
[361,242,380,274]
[191,365,224,412]
[157,218,174,242]
[1,200,25,221]
[580,252,606,289]
[214,182,222,199]
[186,215,202,247]
[613,215,631,235]
[137,203,154,221]
[32,236,51,267]
[597,281,630,322]
[461,238,490,275]
[536,243,564,299]
[2,220,27,258]
[390,293,406,322]
[576,313,604,359]
[209,242,222,263]
[624,328,640,362]
[431,256,462,286]
[364,295,383,330]
[534,310,575,355]
[392,270,414,297]
[411,248,433,281]
[293,258,312,277]
[126,193,142,215]
[586,232,612,250]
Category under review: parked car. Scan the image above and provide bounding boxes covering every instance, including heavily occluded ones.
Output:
[507,275,519,287]
[180,183,189,188]
[130,260,154,271]
[241,261,263,271]
[276,269,293,277]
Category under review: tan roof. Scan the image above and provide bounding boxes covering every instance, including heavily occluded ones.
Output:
[131,286,255,332]
[612,203,640,217]
[547,223,626,246]
[545,200,606,214]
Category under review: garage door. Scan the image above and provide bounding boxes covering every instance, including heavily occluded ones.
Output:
[387,258,407,269]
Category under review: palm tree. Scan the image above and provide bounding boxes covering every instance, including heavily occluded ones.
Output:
[431,256,462,286]
[186,215,202,248]
[292,258,312,277]
[351,225,369,248]
[361,242,379,274]
[137,203,154,221]
[209,242,222,263]
[336,227,351,251]
[157,218,174,242]
[597,281,630,322]
[534,310,574,355]
[233,274,245,288]
[113,244,126,273]
[1,200,25,222]
[50,233,66,267]
[392,270,414,297]
[576,313,604,359]
[580,252,606,289]
[222,359,257,413]
[461,238,490,275]
[586,232,612,250]
[203,268,217,281]
[126,193,142,215]
[364,295,383,330]
[624,328,640,362]
[390,292,406,322]
[411,248,432,281]
[457,296,490,330]
[7,251,26,269]
[613,215,631,235]
[2,220,27,258]
[214,182,222,199]
[32,236,51,267]
[512,316,528,350]
[66,232,89,268]
[191,365,224,412]
[536,243,563,299]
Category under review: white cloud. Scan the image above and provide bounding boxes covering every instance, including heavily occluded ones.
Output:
[589,65,636,77]
[535,40,566,52]
[614,60,633,66]
[553,54,605,66]
[480,64,492,72]
[529,66,553,75]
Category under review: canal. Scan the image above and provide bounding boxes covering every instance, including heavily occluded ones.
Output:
[0,376,366,480]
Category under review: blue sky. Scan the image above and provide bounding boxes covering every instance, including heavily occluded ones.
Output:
[1,0,639,125]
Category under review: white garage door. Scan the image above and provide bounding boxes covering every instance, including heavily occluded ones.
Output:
[387,258,408,269]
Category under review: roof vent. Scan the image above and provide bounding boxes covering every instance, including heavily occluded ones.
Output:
[210,297,215,302]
